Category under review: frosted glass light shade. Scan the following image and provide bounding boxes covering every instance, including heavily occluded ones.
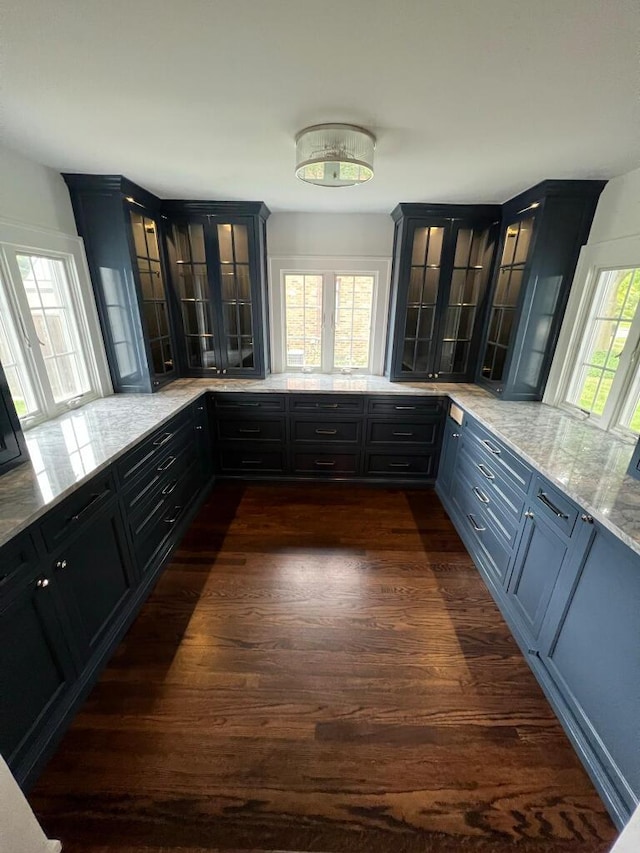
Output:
[295,124,375,187]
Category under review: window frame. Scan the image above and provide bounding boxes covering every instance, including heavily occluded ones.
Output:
[0,218,112,428]
[269,256,392,375]
[545,233,640,441]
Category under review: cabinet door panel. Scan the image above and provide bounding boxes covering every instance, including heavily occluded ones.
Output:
[436,415,461,498]
[0,363,28,474]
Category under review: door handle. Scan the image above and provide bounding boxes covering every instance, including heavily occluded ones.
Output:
[67,489,110,525]
[536,491,568,519]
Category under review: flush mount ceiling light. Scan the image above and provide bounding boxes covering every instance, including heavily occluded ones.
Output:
[295,123,376,187]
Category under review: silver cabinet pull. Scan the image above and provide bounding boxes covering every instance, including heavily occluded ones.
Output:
[452,432,460,438]
[536,491,568,519]
[581,513,594,524]
[393,431,414,437]
[153,431,173,447]
[319,403,339,408]
[36,578,50,588]
[238,427,261,434]
[394,405,416,410]
[315,428,337,435]
[241,459,263,465]
[477,462,495,480]
[315,460,336,467]
[389,462,410,468]
[467,514,486,533]
[481,439,501,455]
[524,510,534,519]
[472,486,489,504]
[55,559,67,570]
[164,506,182,524]
[162,481,177,496]
[157,455,177,472]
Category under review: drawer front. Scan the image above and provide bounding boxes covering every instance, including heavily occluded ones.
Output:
[367,396,444,416]
[217,418,284,443]
[123,427,194,515]
[366,453,436,478]
[0,532,40,597]
[40,471,116,553]
[129,438,198,527]
[214,393,286,414]
[531,476,579,537]
[456,462,520,547]
[293,419,360,444]
[293,451,359,475]
[116,408,193,489]
[458,441,526,524]
[218,450,285,474]
[465,417,533,494]
[454,472,512,584]
[367,419,439,446]
[289,395,364,415]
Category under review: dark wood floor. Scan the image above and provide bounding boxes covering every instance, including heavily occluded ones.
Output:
[30,483,616,853]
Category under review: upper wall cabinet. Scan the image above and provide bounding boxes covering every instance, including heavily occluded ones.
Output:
[0,360,29,476]
[163,202,270,379]
[386,204,500,382]
[477,180,606,400]
[64,175,177,393]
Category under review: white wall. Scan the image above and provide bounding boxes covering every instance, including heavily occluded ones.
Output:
[587,165,640,244]
[267,212,394,258]
[0,143,76,234]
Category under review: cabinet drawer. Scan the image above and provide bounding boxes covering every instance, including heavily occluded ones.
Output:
[218,450,285,474]
[217,418,284,442]
[122,428,194,515]
[40,472,116,553]
[128,438,198,525]
[465,417,533,493]
[0,532,40,598]
[366,453,436,478]
[293,451,359,475]
[367,396,444,416]
[289,395,364,415]
[214,393,285,413]
[457,464,520,548]
[293,419,360,444]
[531,476,579,537]
[367,419,440,446]
[458,442,526,524]
[454,474,512,585]
[116,408,193,489]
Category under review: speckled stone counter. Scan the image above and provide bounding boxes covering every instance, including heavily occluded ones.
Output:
[0,375,639,556]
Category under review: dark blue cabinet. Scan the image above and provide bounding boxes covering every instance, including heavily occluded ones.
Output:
[436,413,463,498]
[0,360,28,476]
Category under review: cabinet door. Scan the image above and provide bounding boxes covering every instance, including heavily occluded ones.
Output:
[436,415,462,498]
[129,209,176,385]
[0,363,27,474]
[51,499,134,666]
[0,573,75,769]
[539,522,640,807]
[507,508,569,642]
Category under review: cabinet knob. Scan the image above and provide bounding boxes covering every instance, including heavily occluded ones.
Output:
[55,559,67,570]
[452,432,460,438]
[434,373,439,379]
[427,373,433,378]
[195,425,203,431]
[524,510,534,519]
[36,578,50,589]
[222,369,227,375]
[581,514,594,524]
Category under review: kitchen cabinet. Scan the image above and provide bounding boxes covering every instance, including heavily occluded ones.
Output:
[63,174,178,393]
[163,202,270,378]
[436,411,463,498]
[386,204,500,382]
[477,180,605,400]
[0,360,28,476]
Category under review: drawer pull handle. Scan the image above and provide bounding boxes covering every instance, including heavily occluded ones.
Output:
[536,491,569,519]
[162,481,178,496]
[467,514,486,533]
[389,462,410,468]
[239,402,261,407]
[68,489,110,524]
[164,506,182,525]
[318,403,339,409]
[241,459,263,465]
[393,431,414,437]
[153,431,174,447]
[315,428,338,435]
[394,406,416,410]
[157,455,177,472]
[315,460,336,467]
[472,486,490,504]
[238,428,261,434]
[477,463,495,481]
[481,439,501,455]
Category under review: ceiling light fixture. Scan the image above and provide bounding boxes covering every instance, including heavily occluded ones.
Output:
[295,123,375,187]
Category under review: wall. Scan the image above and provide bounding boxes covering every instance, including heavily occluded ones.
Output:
[0,143,76,234]
[267,212,394,257]
[587,164,640,244]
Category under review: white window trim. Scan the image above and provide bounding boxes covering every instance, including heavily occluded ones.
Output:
[268,255,392,375]
[0,217,112,428]
[544,233,640,441]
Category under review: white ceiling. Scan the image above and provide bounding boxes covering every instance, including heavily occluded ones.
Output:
[2,0,639,213]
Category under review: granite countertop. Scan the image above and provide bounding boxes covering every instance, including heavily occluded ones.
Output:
[0,375,638,556]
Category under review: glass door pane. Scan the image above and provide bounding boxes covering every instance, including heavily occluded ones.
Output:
[402,225,445,374]
[217,223,254,369]
[129,212,174,376]
[284,274,323,370]
[333,275,374,371]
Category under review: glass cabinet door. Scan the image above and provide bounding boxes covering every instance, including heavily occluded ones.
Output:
[400,224,445,374]
[129,211,174,379]
[216,222,255,370]
[437,224,495,378]
[481,213,536,383]
[168,221,219,371]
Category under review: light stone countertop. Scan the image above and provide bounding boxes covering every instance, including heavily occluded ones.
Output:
[0,374,638,556]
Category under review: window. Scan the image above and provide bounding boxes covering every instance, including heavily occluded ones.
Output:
[552,265,640,437]
[0,220,110,428]
[270,258,391,375]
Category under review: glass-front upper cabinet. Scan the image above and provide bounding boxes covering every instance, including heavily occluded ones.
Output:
[386,205,500,382]
[477,181,606,400]
[63,175,178,393]
[164,204,270,378]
